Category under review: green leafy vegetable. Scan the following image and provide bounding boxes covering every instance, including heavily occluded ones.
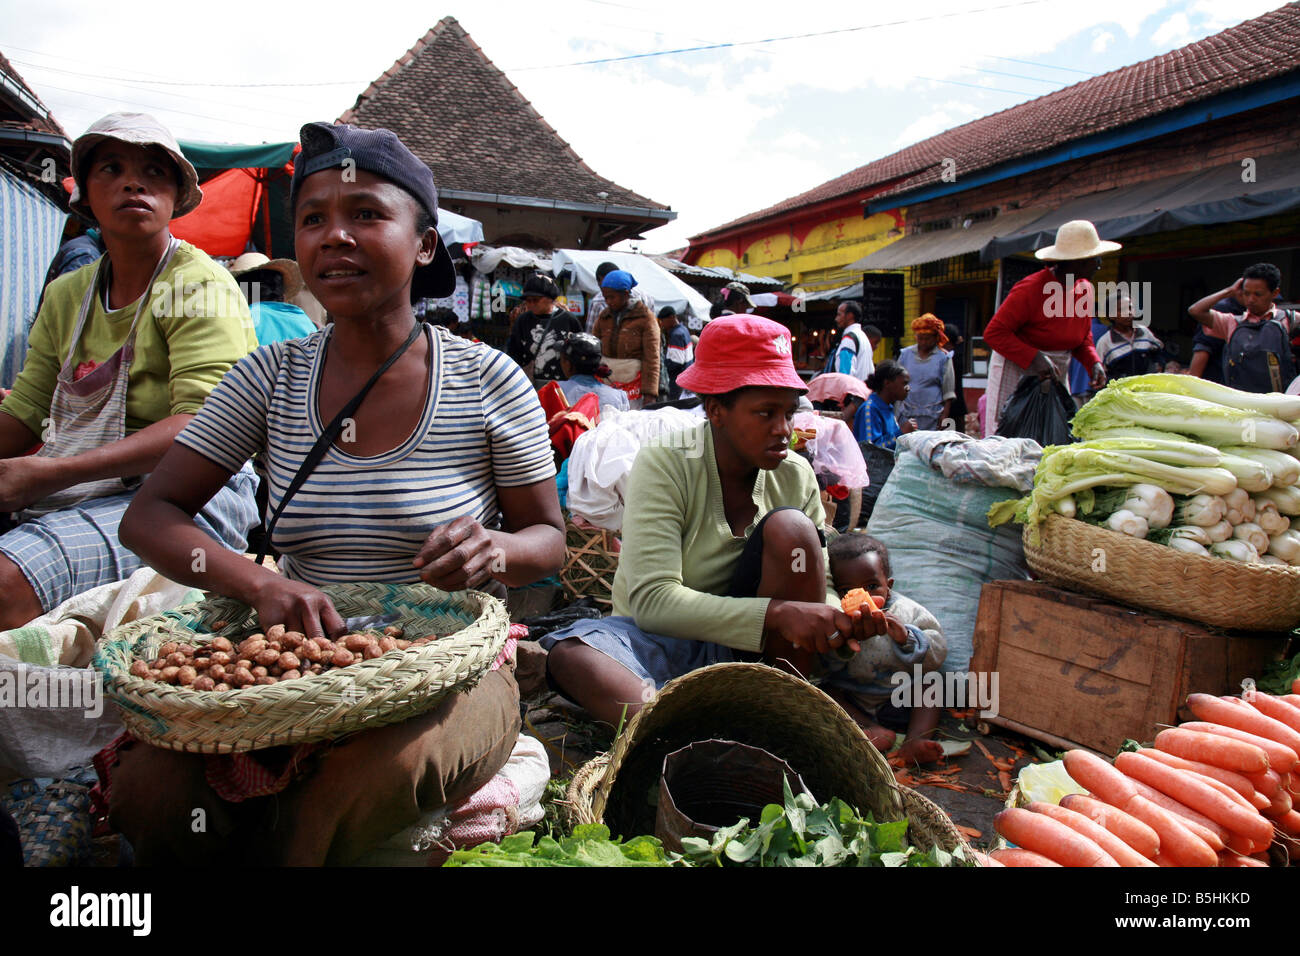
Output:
[443,824,673,867]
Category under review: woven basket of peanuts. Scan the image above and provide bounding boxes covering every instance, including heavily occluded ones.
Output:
[94,583,509,753]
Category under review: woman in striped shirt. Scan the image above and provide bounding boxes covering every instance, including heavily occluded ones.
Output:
[111,123,565,864]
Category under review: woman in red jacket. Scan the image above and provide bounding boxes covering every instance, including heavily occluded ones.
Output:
[983,220,1119,436]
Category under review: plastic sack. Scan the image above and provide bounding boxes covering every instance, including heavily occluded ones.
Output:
[903,431,1042,493]
[857,442,896,525]
[996,375,1076,447]
[866,449,1029,673]
[791,412,869,489]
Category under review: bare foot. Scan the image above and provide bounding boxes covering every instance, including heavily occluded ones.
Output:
[825,688,897,752]
[895,738,945,766]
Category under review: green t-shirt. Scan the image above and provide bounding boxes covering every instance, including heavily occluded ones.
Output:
[612,420,838,654]
[2,241,257,436]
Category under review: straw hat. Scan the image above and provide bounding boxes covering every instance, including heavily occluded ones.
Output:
[591,662,903,838]
[229,252,305,300]
[1034,220,1122,261]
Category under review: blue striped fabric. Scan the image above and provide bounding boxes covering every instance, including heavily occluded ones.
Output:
[177,324,555,584]
[0,170,66,388]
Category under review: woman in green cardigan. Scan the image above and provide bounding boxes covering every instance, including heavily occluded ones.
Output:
[542,315,886,725]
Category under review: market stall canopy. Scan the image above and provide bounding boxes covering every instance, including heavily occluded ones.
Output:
[847,208,1045,271]
[982,149,1300,261]
[802,282,861,303]
[551,250,711,321]
[437,208,484,246]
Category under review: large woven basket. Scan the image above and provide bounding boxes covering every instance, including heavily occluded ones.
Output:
[94,583,509,754]
[566,753,968,856]
[560,518,620,610]
[589,662,905,839]
[1023,514,1300,632]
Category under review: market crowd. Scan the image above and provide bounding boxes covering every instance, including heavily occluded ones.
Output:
[2,110,1295,865]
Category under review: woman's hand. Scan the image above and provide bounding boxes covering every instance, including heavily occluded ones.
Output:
[248,575,346,642]
[1090,362,1107,389]
[412,515,498,591]
[766,600,875,656]
[900,418,918,435]
[0,456,64,512]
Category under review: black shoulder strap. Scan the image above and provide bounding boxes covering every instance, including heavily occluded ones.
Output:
[255,322,423,566]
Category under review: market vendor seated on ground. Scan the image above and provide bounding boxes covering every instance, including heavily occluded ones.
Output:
[542,315,890,727]
[108,121,565,865]
[0,112,259,631]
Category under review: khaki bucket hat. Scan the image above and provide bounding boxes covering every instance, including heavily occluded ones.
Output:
[228,252,305,300]
[69,112,203,219]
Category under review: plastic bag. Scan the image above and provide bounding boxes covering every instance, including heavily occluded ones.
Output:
[792,412,869,488]
[996,375,1076,447]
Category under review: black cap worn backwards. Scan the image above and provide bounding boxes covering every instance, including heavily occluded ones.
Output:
[291,121,457,299]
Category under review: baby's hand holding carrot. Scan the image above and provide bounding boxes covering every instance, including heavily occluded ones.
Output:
[840,588,888,644]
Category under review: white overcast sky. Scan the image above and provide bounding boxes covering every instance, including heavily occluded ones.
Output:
[0,0,1285,253]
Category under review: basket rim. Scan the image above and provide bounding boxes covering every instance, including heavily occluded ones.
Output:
[93,583,509,751]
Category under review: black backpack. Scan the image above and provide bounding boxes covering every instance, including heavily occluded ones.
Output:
[1224,311,1298,393]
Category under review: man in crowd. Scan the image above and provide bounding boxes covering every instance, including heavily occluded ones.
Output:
[657,305,694,401]
[1188,262,1298,393]
[826,300,874,380]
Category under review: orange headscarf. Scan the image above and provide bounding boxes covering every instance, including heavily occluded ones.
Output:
[911,313,949,349]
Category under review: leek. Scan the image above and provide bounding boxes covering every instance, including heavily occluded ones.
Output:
[1258,486,1300,516]
[1148,526,1213,547]
[1171,494,1228,527]
[1267,530,1300,563]
[1219,447,1300,487]
[1169,538,1211,557]
[1211,539,1261,563]
[1073,386,1299,450]
[1116,373,1300,421]
[1234,522,1269,554]
[1206,519,1234,543]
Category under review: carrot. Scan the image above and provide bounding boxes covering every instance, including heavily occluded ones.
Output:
[1186,693,1300,755]
[1063,750,1138,806]
[1026,802,1157,867]
[1179,721,1298,773]
[1217,852,1268,867]
[1292,677,1300,695]
[1139,747,1259,802]
[1261,787,1292,819]
[1243,768,1283,798]
[990,848,1061,867]
[1123,795,1219,868]
[1248,693,1300,735]
[1153,727,1269,774]
[1117,751,1272,846]
[994,807,1120,866]
[1121,775,1228,850]
[840,588,878,614]
[1060,794,1159,859]
[1275,809,1300,836]
[1281,694,1300,711]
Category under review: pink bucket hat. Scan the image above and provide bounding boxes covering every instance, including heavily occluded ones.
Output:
[675,315,807,395]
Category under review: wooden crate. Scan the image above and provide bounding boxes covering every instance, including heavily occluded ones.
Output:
[970,579,1291,755]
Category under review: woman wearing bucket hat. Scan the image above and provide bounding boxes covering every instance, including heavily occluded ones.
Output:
[113,121,564,865]
[982,219,1120,436]
[0,112,259,628]
[543,315,888,727]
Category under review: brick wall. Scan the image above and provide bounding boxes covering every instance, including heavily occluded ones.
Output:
[900,100,1300,224]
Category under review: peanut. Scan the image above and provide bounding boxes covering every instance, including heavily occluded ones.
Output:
[278,652,300,671]
[194,657,212,671]
[309,663,323,675]
[231,667,255,687]
[210,650,232,666]
[208,664,227,682]
[395,640,411,651]
[255,675,278,686]
[280,669,302,681]
[251,665,268,679]
[362,642,383,660]
[377,636,398,653]
[237,636,267,659]
[147,669,162,681]
[343,634,372,653]
[332,647,356,667]
[266,624,286,641]
[211,620,228,630]
[255,648,280,667]
[235,659,252,671]
[193,676,216,692]
[298,641,323,663]
[129,660,150,678]
[165,652,187,668]
[384,625,404,638]
[177,666,197,686]
[160,666,181,684]
[210,636,234,654]
[214,683,231,692]
[176,644,197,657]
[158,641,179,658]
[281,631,304,650]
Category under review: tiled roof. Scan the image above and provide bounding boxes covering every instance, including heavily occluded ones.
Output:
[692,3,1300,239]
[339,17,668,212]
[0,49,67,140]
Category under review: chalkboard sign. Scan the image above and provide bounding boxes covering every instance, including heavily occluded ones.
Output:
[861,273,904,338]
[996,257,1040,306]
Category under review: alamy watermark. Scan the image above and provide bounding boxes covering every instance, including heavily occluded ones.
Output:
[890,667,999,718]
[0,664,103,718]
[1043,280,1153,323]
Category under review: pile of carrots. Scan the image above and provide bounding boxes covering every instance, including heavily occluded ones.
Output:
[985,686,1300,867]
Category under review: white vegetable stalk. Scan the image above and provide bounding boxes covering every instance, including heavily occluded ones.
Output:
[1072,386,1300,450]
[1148,526,1213,547]
[1267,530,1300,563]
[1257,486,1300,516]
[1206,519,1234,543]
[1055,495,1076,519]
[1224,488,1254,524]
[1219,447,1300,487]
[1253,500,1290,536]
[1169,537,1211,557]
[1260,554,1289,566]
[1172,494,1227,527]
[1216,453,1273,493]
[1115,373,1300,421]
[1105,509,1149,538]
[1233,522,1269,554]
[1211,539,1261,563]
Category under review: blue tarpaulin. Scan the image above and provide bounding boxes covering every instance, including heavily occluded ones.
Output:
[0,168,65,387]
